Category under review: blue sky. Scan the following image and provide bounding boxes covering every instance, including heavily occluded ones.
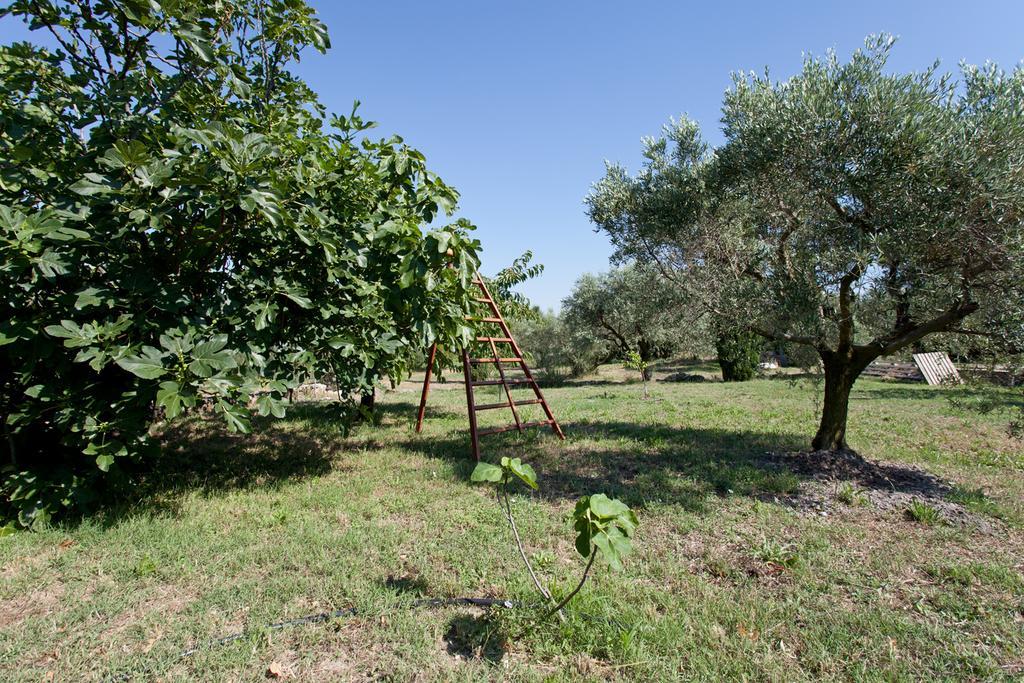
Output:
[4,1,1023,311]
[294,1,1023,311]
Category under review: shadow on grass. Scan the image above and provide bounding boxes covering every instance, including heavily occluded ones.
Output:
[69,400,464,522]
[533,420,810,514]
[853,385,1024,407]
[390,417,812,514]
[87,383,974,525]
[393,411,963,515]
[444,613,507,664]
[85,402,392,525]
[382,573,430,597]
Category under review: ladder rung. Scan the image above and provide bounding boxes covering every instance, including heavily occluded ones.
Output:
[477,420,553,437]
[473,297,493,303]
[465,316,503,323]
[470,357,522,364]
[475,337,513,343]
[474,399,544,411]
[471,378,533,387]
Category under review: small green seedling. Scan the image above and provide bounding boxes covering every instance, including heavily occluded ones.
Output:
[836,482,868,507]
[471,458,638,621]
[622,351,650,399]
[755,537,800,569]
[906,499,943,525]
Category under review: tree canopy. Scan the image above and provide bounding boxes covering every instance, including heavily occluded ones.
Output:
[0,0,480,525]
[562,265,705,366]
[588,36,1024,451]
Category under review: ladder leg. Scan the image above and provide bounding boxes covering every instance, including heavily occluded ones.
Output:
[462,347,481,460]
[415,343,437,433]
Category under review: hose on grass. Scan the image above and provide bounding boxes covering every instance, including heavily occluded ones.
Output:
[105,595,628,681]
[105,596,517,682]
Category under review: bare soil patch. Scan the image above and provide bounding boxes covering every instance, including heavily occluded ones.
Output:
[0,583,65,630]
[760,449,994,530]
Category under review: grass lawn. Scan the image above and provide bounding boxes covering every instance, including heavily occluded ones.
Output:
[2,362,1022,681]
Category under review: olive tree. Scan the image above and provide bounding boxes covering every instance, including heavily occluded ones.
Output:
[0,0,480,525]
[588,36,1024,452]
[562,265,705,374]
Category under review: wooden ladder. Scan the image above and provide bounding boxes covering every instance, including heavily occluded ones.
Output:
[415,273,565,459]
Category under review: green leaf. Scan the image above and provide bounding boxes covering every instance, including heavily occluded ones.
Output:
[588,493,630,519]
[116,346,167,379]
[591,529,612,556]
[95,454,115,472]
[69,173,112,196]
[35,249,68,277]
[189,335,236,377]
[0,321,25,346]
[218,400,250,434]
[157,381,184,419]
[433,231,450,254]
[279,288,312,309]
[327,335,354,350]
[177,24,215,62]
[241,188,284,227]
[256,394,286,418]
[43,321,78,339]
[309,18,331,52]
[470,462,503,484]
[399,267,415,289]
[74,288,103,310]
[574,525,592,558]
[250,300,277,330]
[505,457,538,489]
[607,526,633,557]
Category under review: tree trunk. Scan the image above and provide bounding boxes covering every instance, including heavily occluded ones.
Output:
[360,389,375,413]
[812,351,872,451]
[638,339,654,380]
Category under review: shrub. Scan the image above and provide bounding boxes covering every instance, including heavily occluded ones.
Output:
[715,329,762,382]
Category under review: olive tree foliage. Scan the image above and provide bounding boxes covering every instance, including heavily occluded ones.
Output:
[561,265,707,371]
[515,311,605,381]
[0,0,481,525]
[587,36,1024,452]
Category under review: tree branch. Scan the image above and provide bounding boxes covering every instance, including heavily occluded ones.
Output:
[825,194,874,235]
[541,551,596,622]
[596,312,630,354]
[837,263,863,349]
[860,299,980,357]
[748,325,820,348]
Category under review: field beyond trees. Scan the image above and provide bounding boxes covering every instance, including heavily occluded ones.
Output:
[2,362,1021,681]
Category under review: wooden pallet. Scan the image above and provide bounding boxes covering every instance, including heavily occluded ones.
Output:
[415,274,564,459]
[912,352,962,386]
[861,353,963,385]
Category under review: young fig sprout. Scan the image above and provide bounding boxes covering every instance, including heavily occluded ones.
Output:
[470,457,638,622]
[623,350,650,399]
